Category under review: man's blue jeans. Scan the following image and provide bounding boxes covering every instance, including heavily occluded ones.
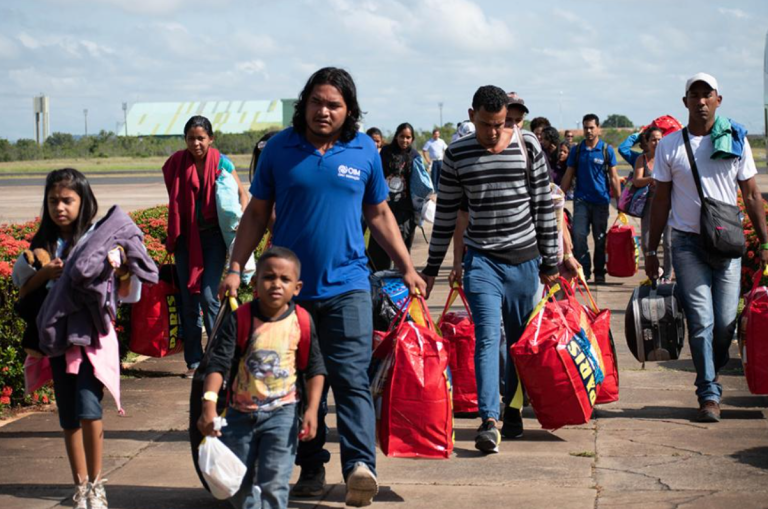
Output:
[431,160,443,191]
[671,229,741,404]
[463,249,539,421]
[573,199,609,280]
[175,228,227,369]
[220,404,298,509]
[294,290,377,478]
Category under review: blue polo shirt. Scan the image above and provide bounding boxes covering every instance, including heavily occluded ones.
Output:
[567,140,617,205]
[251,127,388,301]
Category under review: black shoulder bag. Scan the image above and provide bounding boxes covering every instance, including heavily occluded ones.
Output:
[681,127,745,258]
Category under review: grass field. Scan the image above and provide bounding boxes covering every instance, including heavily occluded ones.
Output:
[0,154,253,175]
[0,148,765,176]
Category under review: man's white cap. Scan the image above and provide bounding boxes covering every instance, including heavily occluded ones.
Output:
[685,73,719,93]
[457,121,476,137]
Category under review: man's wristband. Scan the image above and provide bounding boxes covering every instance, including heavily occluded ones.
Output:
[202,391,218,403]
[760,243,768,251]
[562,253,573,262]
[645,250,658,257]
[227,268,242,278]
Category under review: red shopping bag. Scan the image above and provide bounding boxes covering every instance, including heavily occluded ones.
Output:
[574,276,619,404]
[511,279,605,430]
[438,284,478,414]
[739,269,768,394]
[378,295,453,459]
[606,213,638,278]
[129,264,183,357]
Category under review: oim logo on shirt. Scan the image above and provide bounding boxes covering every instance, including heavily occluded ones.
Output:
[337,165,362,181]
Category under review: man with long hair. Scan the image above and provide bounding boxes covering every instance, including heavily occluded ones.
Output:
[221,67,425,507]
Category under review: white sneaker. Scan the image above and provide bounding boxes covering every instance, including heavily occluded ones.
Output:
[87,477,108,509]
[345,462,378,507]
[72,482,89,509]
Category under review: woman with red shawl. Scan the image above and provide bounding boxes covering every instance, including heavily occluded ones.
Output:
[163,115,248,377]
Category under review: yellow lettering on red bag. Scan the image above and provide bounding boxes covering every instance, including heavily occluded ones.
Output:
[565,336,598,407]
[167,295,179,349]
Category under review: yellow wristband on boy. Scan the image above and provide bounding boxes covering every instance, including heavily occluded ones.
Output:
[119,272,131,281]
[202,391,218,403]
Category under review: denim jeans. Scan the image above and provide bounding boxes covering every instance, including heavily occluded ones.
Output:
[174,228,227,369]
[671,229,741,404]
[431,160,443,191]
[294,290,377,478]
[572,199,609,279]
[463,249,539,421]
[220,404,298,509]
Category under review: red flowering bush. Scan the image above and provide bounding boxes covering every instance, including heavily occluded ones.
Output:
[0,229,53,412]
[1,205,266,410]
[738,195,768,293]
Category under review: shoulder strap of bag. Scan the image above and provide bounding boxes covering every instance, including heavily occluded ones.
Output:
[235,303,252,352]
[681,128,707,204]
[295,305,311,372]
[515,127,537,219]
[574,142,582,172]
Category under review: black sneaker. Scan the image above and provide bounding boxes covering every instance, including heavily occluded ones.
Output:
[474,419,501,454]
[594,274,606,284]
[501,407,523,439]
[290,466,326,498]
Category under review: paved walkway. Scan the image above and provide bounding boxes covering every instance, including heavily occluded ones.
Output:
[1,202,768,508]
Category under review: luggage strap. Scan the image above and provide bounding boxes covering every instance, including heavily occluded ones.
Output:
[438,282,474,326]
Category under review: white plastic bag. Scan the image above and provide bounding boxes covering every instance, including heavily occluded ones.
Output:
[198,418,247,500]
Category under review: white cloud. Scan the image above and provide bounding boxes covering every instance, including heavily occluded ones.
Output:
[16,32,115,59]
[17,32,40,50]
[717,7,748,19]
[414,0,514,52]
[232,32,277,55]
[8,67,84,92]
[235,60,267,75]
[0,35,18,59]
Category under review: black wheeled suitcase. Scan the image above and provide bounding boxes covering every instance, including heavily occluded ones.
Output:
[625,282,685,362]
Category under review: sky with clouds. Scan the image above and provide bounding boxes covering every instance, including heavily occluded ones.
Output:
[1,0,767,141]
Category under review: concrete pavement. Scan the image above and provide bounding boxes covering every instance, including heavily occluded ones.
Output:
[1,191,768,508]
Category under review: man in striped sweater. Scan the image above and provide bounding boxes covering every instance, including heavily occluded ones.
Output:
[422,85,560,454]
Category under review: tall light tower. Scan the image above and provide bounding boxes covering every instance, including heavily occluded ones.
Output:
[33,94,50,145]
[122,102,128,137]
[438,102,444,129]
[83,109,88,137]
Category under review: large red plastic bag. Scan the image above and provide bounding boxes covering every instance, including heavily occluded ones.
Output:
[377,296,453,459]
[511,281,605,430]
[438,285,478,414]
[606,213,638,278]
[739,270,768,394]
[575,277,619,404]
[198,418,247,500]
[129,264,183,357]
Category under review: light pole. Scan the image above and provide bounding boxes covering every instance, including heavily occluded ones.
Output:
[438,102,444,129]
[83,109,88,137]
[122,102,128,136]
